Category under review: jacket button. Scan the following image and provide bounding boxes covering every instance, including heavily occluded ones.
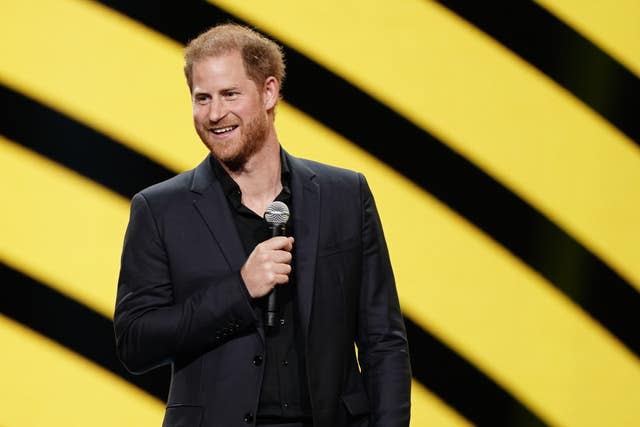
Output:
[252,354,263,366]
[243,412,254,423]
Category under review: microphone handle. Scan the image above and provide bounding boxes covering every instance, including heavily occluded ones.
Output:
[266,223,286,327]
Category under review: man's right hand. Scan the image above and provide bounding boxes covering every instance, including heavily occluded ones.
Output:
[241,236,294,298]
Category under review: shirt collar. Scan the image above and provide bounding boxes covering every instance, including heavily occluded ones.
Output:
[209,148,291,200]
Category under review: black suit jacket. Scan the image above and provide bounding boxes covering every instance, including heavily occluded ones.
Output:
[114,151,411,427]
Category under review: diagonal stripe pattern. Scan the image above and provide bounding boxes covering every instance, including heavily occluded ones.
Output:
[1,0,639,426]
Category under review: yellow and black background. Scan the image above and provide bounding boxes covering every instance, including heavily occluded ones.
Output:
[1,1,639,426]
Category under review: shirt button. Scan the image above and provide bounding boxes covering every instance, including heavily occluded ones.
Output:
[243,412,254,423]
[282,360,289,367]
[252,354,263,366]
[283,402,289,408]
[279,318,285,326]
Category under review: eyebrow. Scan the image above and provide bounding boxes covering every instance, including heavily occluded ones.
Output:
[192,87,209,96]
[192,85,242,97]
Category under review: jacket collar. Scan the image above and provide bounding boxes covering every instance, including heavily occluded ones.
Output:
[190,154,246,271]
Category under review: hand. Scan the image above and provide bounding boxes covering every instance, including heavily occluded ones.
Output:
[241,236,294,298]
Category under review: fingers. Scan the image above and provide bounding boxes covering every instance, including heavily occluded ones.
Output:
[262,236,294,251]
[241,237,295,298]
[274,274,291,285]
[272,249,293,264]
[260,250,292,284]
[272,262,292,276]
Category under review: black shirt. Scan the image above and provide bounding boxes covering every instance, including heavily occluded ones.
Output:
[210,152,312,423]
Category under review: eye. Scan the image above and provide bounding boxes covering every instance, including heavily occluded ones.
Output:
[194,94,210,104]
[224,91,239,99]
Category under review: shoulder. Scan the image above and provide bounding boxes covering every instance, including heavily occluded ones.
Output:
[137,169,193,200]
[131,165,200,217]
[289,156,373,216]
[135,154,212,200]
[290,156,364,188]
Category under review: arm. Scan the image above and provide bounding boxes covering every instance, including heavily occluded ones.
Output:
[114,193,257,374]
[355,174,412,426]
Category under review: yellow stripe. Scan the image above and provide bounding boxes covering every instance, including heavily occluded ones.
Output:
[535,0,640,77]
[279,106,640,427]
[0,314,163,426]
[0,136,127,318]
[0,138,462,426]
[209,0,640,292]
[0,138,466,427]
[411,381,474,427]
[1,1,639,426]
[0,145,466,427]
[1,0,206,172]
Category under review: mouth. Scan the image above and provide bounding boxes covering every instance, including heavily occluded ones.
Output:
[210,125,239,135]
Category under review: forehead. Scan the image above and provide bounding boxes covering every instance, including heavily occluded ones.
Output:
[191,51,252,88]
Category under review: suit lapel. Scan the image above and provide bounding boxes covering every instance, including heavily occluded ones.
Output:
[288,153,320,339]
[190,156,246,272]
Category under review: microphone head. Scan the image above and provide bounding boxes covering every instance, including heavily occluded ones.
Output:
[264,201,290,225]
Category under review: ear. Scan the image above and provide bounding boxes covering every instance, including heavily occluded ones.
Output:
[262,76,280,110]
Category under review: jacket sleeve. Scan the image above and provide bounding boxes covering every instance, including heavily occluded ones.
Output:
[356,174,412,426]
[113,192,257,374]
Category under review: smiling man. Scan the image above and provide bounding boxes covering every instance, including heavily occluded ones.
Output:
[114,23,411,427]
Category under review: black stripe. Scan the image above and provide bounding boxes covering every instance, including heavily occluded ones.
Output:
[405,316,548,427]
[0,260,547,426]
[94,0,640,357]
[0,82,551,422]
[0,84,173,200]
[0,91,604,427]
[4,0,638,418]
[434,1,640,145]
[0,262,170,401]
[0,81,551,423]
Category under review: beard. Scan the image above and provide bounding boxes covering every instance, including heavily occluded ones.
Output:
[206,111,269,172]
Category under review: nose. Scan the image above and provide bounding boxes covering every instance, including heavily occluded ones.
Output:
[208,98,227,123]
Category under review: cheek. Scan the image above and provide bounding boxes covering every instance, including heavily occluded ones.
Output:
[193,115,208,130]
[193,115,209,138]
[192,105,207,121]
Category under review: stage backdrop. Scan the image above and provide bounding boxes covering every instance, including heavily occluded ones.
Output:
[1,1,639,426]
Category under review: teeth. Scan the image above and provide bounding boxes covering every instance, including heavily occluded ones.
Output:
[212,126,236,134]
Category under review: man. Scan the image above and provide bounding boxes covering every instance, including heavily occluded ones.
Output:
[114,23,411,427]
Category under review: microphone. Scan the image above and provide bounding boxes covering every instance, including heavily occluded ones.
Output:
[263,201,290,328]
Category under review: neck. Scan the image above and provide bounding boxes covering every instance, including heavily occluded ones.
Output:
[224,135,283,216]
